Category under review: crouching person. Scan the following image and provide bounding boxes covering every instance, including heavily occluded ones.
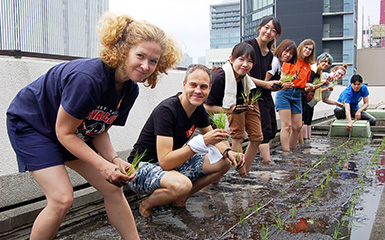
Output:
[334,74,376,131]
[127,64,244,216]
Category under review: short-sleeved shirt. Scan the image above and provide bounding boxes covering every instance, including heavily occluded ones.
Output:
[206,68,244,106]
[128,94,210,163]
[7,58,139,142]
[337,84,369,111]
[267,55,281,80]
[282,59,311,88]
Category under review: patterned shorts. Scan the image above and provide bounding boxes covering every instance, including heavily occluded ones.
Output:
[127,153,207,194]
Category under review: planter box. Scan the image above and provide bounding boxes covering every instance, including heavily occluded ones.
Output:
[329,120,372,138]
[366,110,385,121]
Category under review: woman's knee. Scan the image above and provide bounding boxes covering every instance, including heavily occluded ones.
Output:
[49,191,74,213]
[282,123,292,133]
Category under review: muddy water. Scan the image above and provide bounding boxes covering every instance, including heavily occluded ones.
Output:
[56,136,385,240]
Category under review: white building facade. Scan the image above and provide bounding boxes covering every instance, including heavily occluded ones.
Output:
[0,0,108,57]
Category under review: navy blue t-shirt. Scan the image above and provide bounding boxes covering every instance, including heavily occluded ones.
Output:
[7,58,139,142]
[128,93,210,163]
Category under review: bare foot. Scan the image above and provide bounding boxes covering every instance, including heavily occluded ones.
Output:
[139,200,153,217]
[236,167,248,177]
[171,200,186,207]
[263,160,274,165]
[282,151,291,157]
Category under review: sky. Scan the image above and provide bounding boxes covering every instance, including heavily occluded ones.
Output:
[109,0,381,62]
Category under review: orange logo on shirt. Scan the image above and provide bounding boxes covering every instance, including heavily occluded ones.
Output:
[186,125,195,138]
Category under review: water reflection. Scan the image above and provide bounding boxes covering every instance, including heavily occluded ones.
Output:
[50,137,385,240]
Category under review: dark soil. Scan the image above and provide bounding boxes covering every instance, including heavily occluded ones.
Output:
[56,136,385,240]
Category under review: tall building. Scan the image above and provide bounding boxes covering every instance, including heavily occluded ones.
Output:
[0,0,108,58]
[240,0,357,85]
[381,0,385,24]
[241,0,274,41]
[210,1,240,49]
[206,1,240,67]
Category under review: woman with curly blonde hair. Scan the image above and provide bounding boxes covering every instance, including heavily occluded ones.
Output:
[6,12,181,240]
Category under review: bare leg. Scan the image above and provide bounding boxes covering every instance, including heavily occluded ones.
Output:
[259,142,272,164]
[289,113,303,149]
[243,140,262,173]
[187,157,231,198]
[30,166,74,240]
[140,157,231,215]
[231,138,247,176]
[302,124,308,140]
[139,171,192,216]
[278,110,292,152]
[307,125,312,139]
[66,160,139,240]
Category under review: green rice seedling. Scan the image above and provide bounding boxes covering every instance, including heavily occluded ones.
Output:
[291,205,296,219]
[313,189,322,200]
[125,150,147,176]
[208,109,227,129]
[303,170,308,179]
[249,90,262,105]
[240,209,249,224]
[358,174,365,192]
[241,90,262,106]
[325,172,331,187]
[320,179,324,190]
[260,223,269,240]
[312,77,320,85]
[281,186,287,196]
[305,198,312,209]
[280,73,294,84]
[333,220,342,240]
[273,208,284,230]
[254,201,263,214]
[295,173,301,186]
[344,204,354,219]
[331,167,337,176]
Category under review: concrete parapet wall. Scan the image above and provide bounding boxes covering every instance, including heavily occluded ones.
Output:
[0,56,184,176]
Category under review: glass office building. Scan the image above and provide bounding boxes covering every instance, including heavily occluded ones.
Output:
[0,0,108,58]
[210,1,241,49]
[240,0,357,85]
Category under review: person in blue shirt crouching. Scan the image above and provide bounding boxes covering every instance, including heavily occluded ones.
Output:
[334,74,376,131]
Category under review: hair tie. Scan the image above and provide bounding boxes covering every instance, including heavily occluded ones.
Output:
[121,20,134,42]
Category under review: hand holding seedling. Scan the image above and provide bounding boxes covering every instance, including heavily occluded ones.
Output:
[227,150,245,170]
[106,162,135,187]
[203,129,229,145]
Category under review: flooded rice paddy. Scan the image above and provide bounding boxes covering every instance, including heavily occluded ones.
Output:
[55,135,385,240]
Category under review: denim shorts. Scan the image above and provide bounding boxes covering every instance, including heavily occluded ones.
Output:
[127,153,207,194]
[275,88,303,114]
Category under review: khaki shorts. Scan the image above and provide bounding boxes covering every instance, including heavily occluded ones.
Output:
[228,102,263,142]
